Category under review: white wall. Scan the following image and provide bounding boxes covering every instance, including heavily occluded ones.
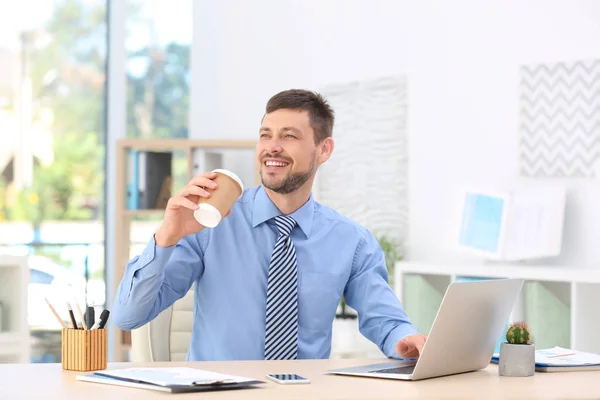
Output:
[190,0,600,268]
[191,0,412,139]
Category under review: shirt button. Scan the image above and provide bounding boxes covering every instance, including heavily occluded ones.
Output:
[146,254,151,259]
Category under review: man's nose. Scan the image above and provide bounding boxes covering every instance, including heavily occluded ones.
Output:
[266,142,283,154]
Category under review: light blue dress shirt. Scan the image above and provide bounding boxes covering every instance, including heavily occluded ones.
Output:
[113,185,419,361]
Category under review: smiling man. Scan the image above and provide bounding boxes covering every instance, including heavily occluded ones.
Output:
[113,89,426,361]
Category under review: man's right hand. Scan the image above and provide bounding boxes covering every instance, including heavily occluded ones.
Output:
[154,171,218,247]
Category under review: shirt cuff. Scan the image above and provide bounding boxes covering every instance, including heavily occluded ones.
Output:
[118,235,177,304]
[383,323,422,359]
[134,234,177,279]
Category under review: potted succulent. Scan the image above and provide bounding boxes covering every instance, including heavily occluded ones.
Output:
[498,321,535,377]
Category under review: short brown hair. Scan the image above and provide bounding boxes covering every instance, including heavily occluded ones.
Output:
[266,89,335,144]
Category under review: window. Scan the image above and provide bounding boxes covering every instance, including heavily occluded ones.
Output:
[126,0,192,139]
[0,0,107,363]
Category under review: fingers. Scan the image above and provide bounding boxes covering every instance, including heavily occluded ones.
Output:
[188,172,218,190]
[395,335,426,358]
[168,195,199,211]
[179,172,219,197]
[167,172,220,211]
[396,340,408,353]
[403,345,418,358]
[395,340,411,357]
[180,184,211,199]
[416,339,425,354]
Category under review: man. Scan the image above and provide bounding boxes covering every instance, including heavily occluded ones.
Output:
[113,89,426,361]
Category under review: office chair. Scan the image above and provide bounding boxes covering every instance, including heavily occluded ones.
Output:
[131,284,195,362]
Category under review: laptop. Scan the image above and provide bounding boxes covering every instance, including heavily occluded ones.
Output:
[328,278,524,381]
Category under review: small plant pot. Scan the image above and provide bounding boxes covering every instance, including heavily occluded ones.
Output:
[498,342,535,377]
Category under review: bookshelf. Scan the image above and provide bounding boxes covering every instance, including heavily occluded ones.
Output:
[0,255,30,363]
[394,261,600,353]
[113,139,259,361]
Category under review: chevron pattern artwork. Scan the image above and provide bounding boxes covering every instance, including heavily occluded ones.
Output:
[519,58,600,177]
[316,76,408,242]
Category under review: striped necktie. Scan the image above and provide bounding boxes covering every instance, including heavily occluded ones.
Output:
[264,215,299,360]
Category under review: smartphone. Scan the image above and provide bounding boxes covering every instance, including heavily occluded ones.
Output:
[265,373,311,384]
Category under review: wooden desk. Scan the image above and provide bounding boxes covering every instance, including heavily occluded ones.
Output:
[1,359,599,399]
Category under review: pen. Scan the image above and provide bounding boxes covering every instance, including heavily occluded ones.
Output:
[91,310,110,330]
[98,310,110,329]
[66,302,79,329]
[85,306,95,328]
[45,298,67,329]
[73,300,86,330]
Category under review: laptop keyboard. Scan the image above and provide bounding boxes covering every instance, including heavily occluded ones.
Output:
[370,365,416,375]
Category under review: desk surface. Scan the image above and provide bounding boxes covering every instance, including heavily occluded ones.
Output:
[2,358,599,400]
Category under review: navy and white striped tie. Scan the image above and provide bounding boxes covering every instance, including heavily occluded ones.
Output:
[264,215,299,360]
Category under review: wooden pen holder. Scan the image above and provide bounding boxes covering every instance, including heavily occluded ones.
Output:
[61,328,107,371]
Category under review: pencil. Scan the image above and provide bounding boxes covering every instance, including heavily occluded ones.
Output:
[73,301,87,329]
[73,300,87,329]
[45,298,67,329]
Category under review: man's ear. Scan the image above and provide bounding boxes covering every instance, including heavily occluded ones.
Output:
[318,137,334,163]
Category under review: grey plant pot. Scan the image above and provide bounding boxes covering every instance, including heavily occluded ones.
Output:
[498,342,535,377]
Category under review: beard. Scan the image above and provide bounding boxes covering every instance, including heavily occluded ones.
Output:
[260,152,317,194]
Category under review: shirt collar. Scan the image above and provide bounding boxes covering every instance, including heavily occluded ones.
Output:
[252,186,314,238]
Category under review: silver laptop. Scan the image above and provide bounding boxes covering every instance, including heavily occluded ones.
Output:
[328,278,524,381]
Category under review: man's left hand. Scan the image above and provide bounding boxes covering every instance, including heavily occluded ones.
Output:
[395,334,427,358]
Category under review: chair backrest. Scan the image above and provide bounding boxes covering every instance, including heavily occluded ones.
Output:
[130,285,195,362]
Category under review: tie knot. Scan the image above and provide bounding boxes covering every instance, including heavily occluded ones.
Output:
[274,215,296,237]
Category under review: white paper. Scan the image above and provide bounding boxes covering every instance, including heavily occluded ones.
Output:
[535,347,600,366]
[99,367,255,386]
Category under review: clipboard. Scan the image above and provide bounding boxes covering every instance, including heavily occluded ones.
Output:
[77,367,264,393]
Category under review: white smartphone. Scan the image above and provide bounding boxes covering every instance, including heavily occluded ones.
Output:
[265,373,311,384]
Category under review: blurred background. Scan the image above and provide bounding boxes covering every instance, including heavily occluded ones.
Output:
[1,0,599,364]
[0,0,192,362]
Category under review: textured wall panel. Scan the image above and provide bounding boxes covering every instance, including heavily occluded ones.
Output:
[316,76,408,241]
[520,59,600,177]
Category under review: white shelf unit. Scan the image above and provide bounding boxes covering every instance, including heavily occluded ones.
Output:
[0,255,30,363]
[394,261,600,353]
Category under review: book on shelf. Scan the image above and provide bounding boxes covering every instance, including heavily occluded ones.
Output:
[491,346,600,372]
[127,150,172,210]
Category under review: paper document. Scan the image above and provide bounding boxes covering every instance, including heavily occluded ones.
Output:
[535,347,600,367]
[97,367,256,386]
[492,346,600,368]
